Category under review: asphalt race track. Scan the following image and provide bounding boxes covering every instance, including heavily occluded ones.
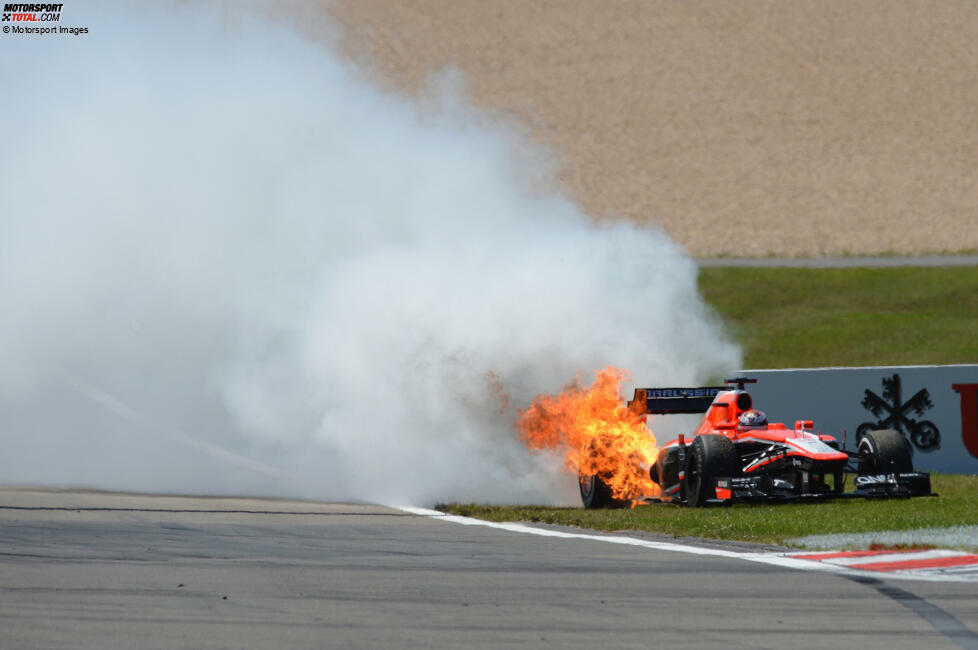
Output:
[1,488,976,649]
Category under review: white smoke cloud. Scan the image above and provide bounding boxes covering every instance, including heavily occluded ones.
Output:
[0,2,740,505]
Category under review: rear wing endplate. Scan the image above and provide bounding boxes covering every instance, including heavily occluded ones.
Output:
[628,387,726,415]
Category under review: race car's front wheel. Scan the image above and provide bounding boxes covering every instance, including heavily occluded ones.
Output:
[684,435,738,507]
[858,429,913,474]
[579,473,628,509]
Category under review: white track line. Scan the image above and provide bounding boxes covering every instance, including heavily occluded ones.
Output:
[397,506,978,584]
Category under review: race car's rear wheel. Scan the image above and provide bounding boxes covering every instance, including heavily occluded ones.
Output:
[653,447,681,491]
[579,473,628,509]
[858,429,913,474]
[684,435,738,507]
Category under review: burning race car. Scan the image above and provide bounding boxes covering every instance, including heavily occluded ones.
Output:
[579,377,933,508]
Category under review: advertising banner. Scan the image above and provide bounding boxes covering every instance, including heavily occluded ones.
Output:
[740,365,978,474]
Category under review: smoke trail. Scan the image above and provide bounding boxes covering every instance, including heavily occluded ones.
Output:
[0,2,740,505]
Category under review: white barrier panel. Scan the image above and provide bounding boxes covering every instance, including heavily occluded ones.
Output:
[739,365,978,474]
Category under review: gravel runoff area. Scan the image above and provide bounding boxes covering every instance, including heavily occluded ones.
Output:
[323,1,978,258]
[789,526,978,552]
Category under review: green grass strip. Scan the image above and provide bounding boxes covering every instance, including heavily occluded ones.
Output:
[697,266,978,368]
[438,474,978,550]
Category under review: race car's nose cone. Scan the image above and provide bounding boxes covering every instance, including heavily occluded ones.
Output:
[785,436,848,461]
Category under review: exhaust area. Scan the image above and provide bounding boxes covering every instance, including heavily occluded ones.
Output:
[0,2,740,505]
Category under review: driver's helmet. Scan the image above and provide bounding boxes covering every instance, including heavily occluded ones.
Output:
[738,409,768,427]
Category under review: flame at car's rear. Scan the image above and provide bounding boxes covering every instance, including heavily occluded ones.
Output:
[518,367,660,502]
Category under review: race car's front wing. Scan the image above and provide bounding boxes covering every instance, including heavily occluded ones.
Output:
[649,471,934,506]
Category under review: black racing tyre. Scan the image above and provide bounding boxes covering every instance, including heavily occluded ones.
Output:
[579,473,628,509]
[653,447,681,489]
[858,429,913,474]
[684,435,738,507]
[855,422,877,443]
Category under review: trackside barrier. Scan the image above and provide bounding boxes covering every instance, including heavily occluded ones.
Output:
[734,365,978,474]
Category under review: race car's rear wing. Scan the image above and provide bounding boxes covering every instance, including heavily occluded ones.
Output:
[628,386,726,415]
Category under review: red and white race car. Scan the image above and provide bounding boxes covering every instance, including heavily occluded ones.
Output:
[579,377,933,508]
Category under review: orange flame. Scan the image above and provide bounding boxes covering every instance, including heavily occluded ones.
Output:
[518,367,659,501]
